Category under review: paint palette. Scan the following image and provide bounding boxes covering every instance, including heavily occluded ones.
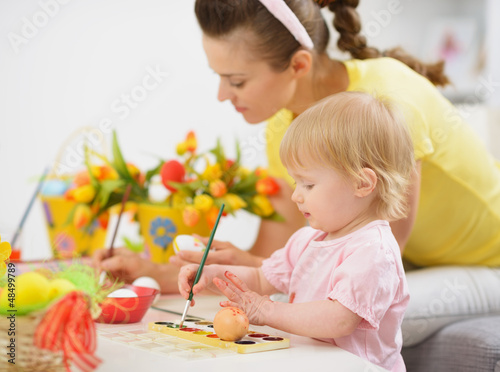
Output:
[97,325,236,361]
[148,319,290,354]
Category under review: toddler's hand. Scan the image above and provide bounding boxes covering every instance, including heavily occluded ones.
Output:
[178,264,219,305]
[214,271,273,326]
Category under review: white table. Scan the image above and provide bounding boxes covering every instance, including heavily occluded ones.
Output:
[95,295,387,372]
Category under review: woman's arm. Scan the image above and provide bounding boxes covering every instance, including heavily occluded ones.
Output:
[250,178,305,258]
[170,178,305,267]
[390,160,422,252]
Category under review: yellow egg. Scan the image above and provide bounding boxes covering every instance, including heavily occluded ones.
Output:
[11,272,50,311]
[213,307,249,341]
[48,278,76,301]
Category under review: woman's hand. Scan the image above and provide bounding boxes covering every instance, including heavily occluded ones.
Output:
[169,235,264,267]
[92,247,181,294]
[213,271,274,326]
[92,247,155,283]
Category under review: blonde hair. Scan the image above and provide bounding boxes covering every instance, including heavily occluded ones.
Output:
[280,91,415,221]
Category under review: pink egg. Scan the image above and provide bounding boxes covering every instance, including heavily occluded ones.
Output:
[213,307,249,341]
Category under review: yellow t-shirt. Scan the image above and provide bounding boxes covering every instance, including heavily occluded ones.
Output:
[266,57,500,267]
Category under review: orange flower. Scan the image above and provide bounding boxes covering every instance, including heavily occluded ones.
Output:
[223,159,235,171]
[182,206,200,227]
[209,180,227,197]
[185,131,197,153]
[205,206,221,228]
[176,131,197,155]
[97,210,110,229]
[98,165,118,180]
[73,170,91,187]
[256,177,280,196]
[73,204,92,229]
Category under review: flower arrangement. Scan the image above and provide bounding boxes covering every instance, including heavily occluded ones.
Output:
[40,130,283,250]
[155,130,283,228]
[41,142,145,231]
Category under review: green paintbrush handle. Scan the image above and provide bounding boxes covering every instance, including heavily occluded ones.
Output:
[189,204,225,298]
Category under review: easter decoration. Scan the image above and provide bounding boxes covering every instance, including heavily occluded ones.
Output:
[136,130,283,263]
[39,128,146,259]
[213,307,249,341]
[39,128,283,264]
[172,234,206,254]
[0,261,119,371]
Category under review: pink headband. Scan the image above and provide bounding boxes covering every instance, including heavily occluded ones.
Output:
[258,0,314,49]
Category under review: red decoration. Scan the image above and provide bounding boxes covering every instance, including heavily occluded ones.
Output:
[34,291,101,372]
[160,160,186,192]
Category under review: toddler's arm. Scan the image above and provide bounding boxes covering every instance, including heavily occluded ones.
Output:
[216,271,362,339]
[178,264,276,304]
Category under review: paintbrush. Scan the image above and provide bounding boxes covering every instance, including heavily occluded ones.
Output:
[11,166,50,248]
[179,203,225,329]
[99,184,132,284]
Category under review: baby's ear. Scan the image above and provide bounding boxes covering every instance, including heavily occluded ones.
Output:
[354,168,377,197]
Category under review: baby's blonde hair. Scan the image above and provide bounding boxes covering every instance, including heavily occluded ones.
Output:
[280,91,415,221]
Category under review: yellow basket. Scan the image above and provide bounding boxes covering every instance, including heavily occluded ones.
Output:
[137,203,211,264]
[40,126,110,259]
[40,196,107,259]
[0,311,65,371]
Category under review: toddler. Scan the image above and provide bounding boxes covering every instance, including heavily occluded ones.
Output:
[179,91,415,371]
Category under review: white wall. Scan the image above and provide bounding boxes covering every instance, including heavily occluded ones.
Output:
[0,0,265,259]
[1,0,498,260]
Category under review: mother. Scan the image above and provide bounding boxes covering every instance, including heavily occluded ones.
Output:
[95,0,500,345]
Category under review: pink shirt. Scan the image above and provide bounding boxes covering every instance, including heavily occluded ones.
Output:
[261,220,409,372]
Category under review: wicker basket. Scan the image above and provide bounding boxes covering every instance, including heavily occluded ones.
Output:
[0,311,66,371]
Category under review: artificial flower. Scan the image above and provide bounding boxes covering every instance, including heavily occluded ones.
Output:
[160,160,186,192]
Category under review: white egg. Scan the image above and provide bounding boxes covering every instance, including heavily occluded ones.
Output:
[132,276,160,291]
[173,235,206,254]
[107,288,138,298]
[132,276,161,304]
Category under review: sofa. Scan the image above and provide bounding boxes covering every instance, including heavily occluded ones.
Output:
[400,266,500,371]
[403,316,500,371]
